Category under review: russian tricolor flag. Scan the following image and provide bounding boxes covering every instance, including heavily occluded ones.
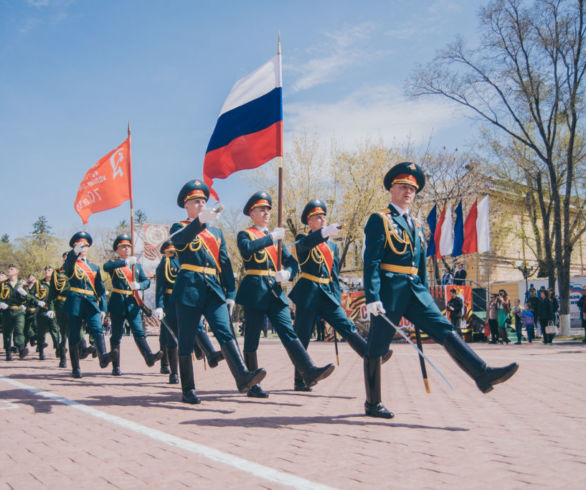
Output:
[203,54,283,200]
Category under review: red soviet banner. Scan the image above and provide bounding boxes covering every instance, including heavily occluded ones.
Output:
[74,137,131,224]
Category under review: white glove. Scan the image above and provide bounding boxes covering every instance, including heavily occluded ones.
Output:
[19,305,26,311]
[100,311,106,322]
[46,310,55,319]
[275,269,291,283]
[270,227,286,242]
[130,281,141,290]
[154,308,164,321]
[199,208,220,224]
[74,243,88,255]
[321,223,341,239]
[125,256,137,266]
[226,298,235,315]
[0,302,7,310]
[366,301,386,316]
[37,300,46,308]
[17,286,27,296]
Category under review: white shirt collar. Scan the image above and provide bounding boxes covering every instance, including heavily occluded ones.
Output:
[390,203,410,216]
[254,225,269,233]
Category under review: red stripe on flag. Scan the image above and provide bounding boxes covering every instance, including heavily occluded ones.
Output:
[203,121,283,201]
[462,200,478,255]
[434,206,446,259]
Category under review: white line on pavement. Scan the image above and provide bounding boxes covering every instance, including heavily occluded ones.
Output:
[0,375,335,490]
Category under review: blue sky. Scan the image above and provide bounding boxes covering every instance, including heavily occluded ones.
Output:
[0,0,482,240]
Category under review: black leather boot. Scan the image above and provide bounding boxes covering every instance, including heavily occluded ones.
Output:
[284,338,335,388]
[38,340,45,360]
[179,355,200,404]
[79,337,96,360]
[18,344,29,359]
[192,340,204,360]
[168,347,179,384]
[195,330,223,368]
[244,352,268,398]
[160,347,170,374]
[346,331,392,364]
[70,343,82,378]
[294,368,311,391]
[364,357,393,418]
[110,339,121,376]
[443,330,519,393]
[6,346,13,361]
[221,340,266,393]
[58,344,67,368]
[135,336,163,367]
[94,334,112,369]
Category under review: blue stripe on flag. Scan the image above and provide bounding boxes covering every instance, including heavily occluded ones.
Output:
[206,87,283,153]
[452,201,464,257]
[426,204,437,257]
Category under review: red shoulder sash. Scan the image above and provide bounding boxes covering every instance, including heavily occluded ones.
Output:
[316,241,334,276]
[245,227,278,270]
[199,229,221,272]
[76,260,96,288]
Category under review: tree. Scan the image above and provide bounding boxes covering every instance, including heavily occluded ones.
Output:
[408,0,586,331]
[1,234,9,243]
[135,209,148,225]
[32,216,52,246]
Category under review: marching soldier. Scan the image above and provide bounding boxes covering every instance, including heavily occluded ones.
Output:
[63,232,112,378]
[103,234,162,375]
[289,200,392,391]
[236,192,335,398]
[363,162,519,419]
[171,179,266,404]
[154,240,223,384]
[1,265,36,359]
[24,274,38,348]
[48,253,71,368]
[33,266,60,361]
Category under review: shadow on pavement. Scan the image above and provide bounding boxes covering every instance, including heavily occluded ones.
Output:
[180,414,469,432]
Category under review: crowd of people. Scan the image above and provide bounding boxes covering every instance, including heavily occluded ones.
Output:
[1,162,521,419]
[487,286,562,345]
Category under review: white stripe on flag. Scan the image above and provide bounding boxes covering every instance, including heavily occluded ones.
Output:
[477,195,490,253]
[220,54,282,116]
[439,203,454,257]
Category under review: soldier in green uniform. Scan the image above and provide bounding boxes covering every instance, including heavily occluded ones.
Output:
[289,200,392,391]
[24,274,38,348]
[154,240,223,384]
[48,253,71,368]
[363,162,519,419]
[33,266,60,361]
[171,179,266,404]
[103,234,162,375]
[63,232,112,378]
[0,265,38,360]
[236,192,335,398]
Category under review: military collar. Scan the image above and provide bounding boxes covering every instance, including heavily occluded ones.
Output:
[389,203,410,216]
[253,225,269,234]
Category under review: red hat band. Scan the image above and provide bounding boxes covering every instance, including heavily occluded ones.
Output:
[392,174,418,189]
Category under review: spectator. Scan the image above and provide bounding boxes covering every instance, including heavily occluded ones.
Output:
[454,263,467,285]
[537,289,554,344]
[441,267,453,285]
[548,288,559,326]
[447,288,464,337]
[521,303,535,343]
[497,289,511,344]
[578,286,586,343]
[526,288,540,336]
[512,298,523,344]
[488,294,499,343]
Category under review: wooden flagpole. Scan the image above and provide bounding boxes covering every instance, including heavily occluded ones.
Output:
[277,34,283,270]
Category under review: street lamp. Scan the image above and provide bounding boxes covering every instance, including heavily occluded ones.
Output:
[514,259,538,300]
